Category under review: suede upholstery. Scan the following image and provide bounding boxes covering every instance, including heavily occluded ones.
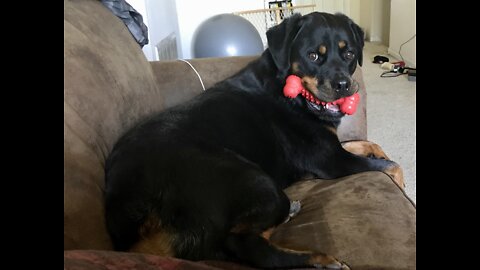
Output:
[64,0,165,250]
[273,172,416,270]
[64,0,415,269]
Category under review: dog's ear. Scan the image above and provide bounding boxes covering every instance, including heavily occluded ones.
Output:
[335,13,364,67]
[266,14,305,79]
[348,20,365,67]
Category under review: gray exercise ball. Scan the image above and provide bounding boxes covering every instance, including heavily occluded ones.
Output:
[192,14,264,58]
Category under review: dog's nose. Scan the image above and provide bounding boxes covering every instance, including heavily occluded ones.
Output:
[336,80,349,92]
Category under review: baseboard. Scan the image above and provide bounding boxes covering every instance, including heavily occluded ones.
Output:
[387,48,416,68]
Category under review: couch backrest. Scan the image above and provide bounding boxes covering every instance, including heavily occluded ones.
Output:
[64,0,165,250]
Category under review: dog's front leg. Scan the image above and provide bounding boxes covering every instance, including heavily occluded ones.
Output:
[311,146,405,189]
[343,152,405,189]
[341,140,405,189]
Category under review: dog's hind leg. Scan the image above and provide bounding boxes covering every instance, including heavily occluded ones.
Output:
[225,232,350,269]
[226,180,349,269]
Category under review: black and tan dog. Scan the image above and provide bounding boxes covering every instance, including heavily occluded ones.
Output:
[105,12,403,269]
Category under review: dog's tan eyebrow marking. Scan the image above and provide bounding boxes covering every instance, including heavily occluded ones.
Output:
[318,45,327,55]
[338,40,346,49]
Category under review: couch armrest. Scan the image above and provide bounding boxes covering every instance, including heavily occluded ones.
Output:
[272,171,416,270]
[338,66,367,142]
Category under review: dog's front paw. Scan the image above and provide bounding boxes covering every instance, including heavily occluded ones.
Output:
[385,162,405,189]
[310,253,351,270]
[341,140,389,160]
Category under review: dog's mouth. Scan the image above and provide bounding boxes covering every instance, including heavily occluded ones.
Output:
[305,98,343,116]
[283,75,360,115]
[302,81,360,115]
[307,100,340,112]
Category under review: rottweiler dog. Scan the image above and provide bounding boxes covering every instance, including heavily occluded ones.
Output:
[105,12,403,269]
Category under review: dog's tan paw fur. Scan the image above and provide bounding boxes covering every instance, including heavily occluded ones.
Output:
[342,140,405,189]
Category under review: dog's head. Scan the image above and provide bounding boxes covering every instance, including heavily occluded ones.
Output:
[267,12,364,119]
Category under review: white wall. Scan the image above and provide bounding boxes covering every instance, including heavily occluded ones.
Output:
[346,0,360,25]
[145,0,181,60]
[356,0,388,44]
[130,0,312,60]
[380,0,390,46]
[130,0,410,63]
[128,0,181,61]
[309,0,390,46]
[129,0,181,61]
[389,0,416,67]
[365,0,390,45]
[370,0,381,42]
[307,0,362,30]
[312,0,346,15]
[359,0,372,40]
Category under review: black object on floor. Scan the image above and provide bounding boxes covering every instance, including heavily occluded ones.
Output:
[373,55,390,64]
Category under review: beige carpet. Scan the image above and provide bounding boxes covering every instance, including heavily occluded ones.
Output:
[362,42,416,203]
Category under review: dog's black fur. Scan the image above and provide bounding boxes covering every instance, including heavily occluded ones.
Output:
[105,12,398,269]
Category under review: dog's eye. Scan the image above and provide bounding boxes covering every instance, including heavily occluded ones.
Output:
[308,52,319,61]
[344,51,355,60]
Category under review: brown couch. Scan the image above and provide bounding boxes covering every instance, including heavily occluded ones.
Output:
[64,0,416,269]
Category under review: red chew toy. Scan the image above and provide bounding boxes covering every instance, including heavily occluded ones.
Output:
[283,75,360,115]
[283,75,304,98]
[337,93,360,115]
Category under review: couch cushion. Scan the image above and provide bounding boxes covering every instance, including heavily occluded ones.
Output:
[64,172,415,270]
[64,0,165,250]
[272,171,416,270]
